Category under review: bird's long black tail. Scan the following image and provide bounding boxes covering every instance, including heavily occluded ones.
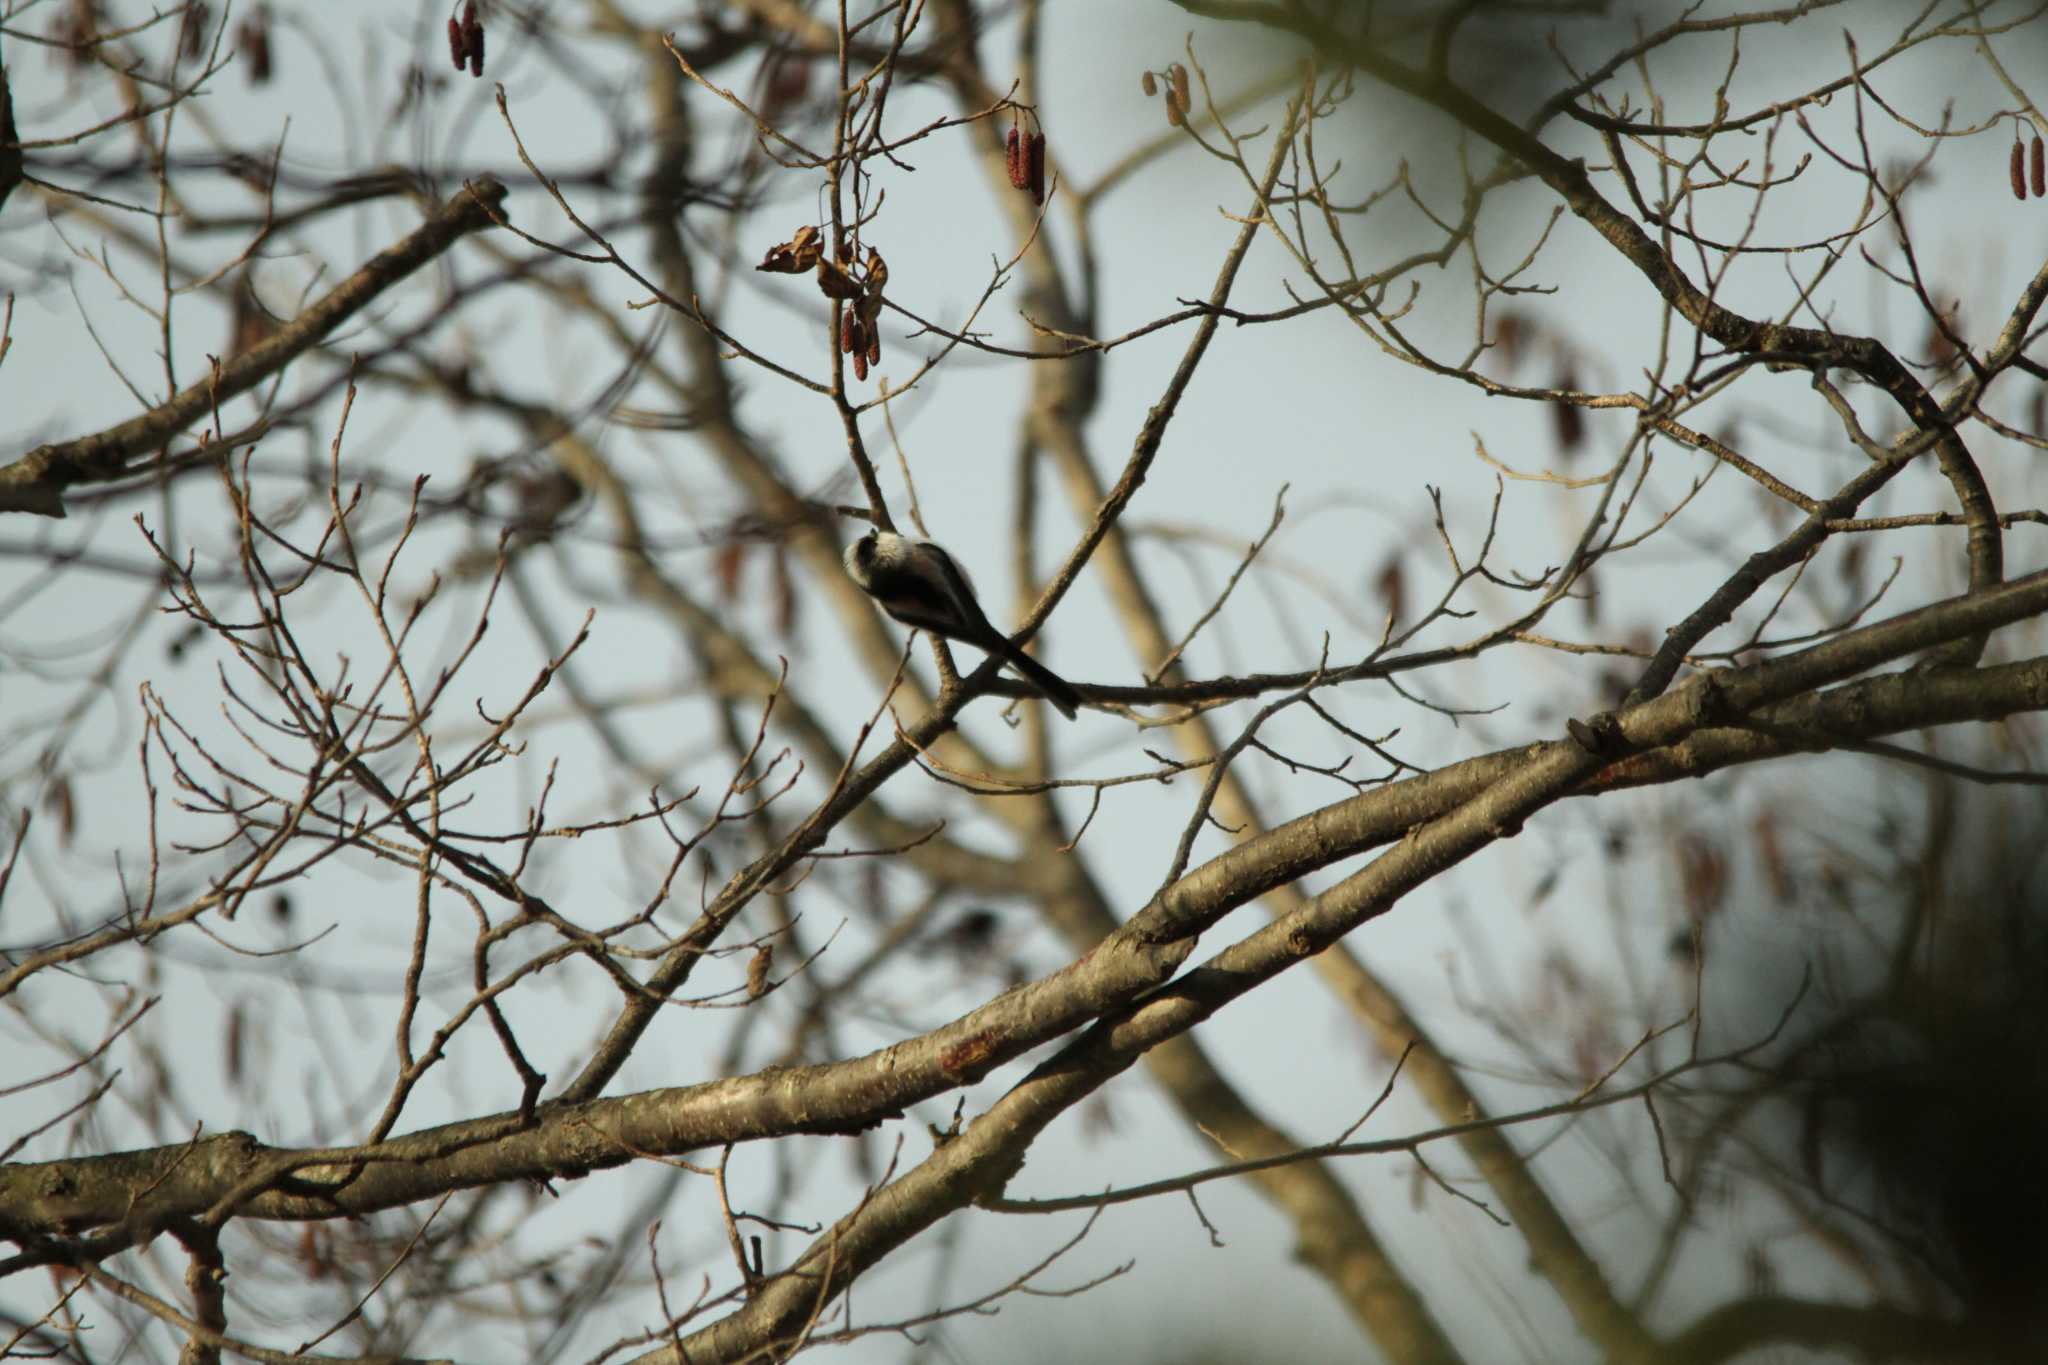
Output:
[999,644,1083,720]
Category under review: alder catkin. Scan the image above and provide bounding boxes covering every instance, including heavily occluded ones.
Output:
[1552,370,1584,454]
[2033,134,2044,197]
[1141,70,1157,97]
[1164,65,1191,128]
[1026,132,1047,205]
[181,3,211,59]
[2013,140,2028,200]
[1005,127,1024,190]
[239,14,272,84]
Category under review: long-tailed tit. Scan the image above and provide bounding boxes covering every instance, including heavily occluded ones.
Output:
[844,529,1083,720]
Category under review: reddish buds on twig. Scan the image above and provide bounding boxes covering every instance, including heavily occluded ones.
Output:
[448,1,484,78]
[1005,122,1046,204]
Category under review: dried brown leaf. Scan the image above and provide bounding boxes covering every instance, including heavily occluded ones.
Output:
[815,254,862,300]
[756,224,822,274]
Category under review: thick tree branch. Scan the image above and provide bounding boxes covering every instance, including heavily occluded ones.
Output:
[0,177,508,518]
[11,575,2046,1272]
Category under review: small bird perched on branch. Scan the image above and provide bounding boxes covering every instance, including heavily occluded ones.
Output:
[844,529,1083,720]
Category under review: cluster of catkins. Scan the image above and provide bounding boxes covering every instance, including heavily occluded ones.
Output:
[446,1,485,78]
[1141,63,1194,126]
[1006,125,1047,205]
